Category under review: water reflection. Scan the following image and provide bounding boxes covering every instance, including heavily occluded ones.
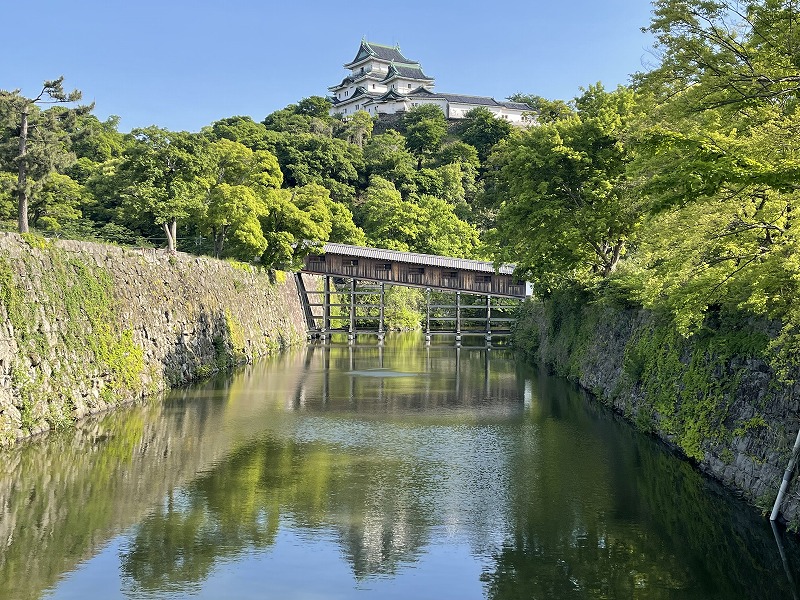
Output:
[0,335,798,600]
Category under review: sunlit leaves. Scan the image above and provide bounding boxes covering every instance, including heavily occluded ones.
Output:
[486,85,642,291]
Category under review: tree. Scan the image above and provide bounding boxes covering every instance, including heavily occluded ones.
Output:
[260,183,335,268]
[357,176,421,251]
[641,0,800,111]
[621,0,800,349]
[401,104,448,169]
[341,110,374,147]
[29,172,83,232]
[204,116,272,151]
[203,138,282,258]
[455,107,513,162]
[263,98,333,137]
[296,96,333,119]
[0,77,87,232]
[507,93,573,123]
[486,84,641,291]
[117,127,208,253]
[362,130,417,196]
[414,194,480,257]
[70,113,125,163]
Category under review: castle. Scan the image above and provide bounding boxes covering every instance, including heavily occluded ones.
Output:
[328,40,531,123]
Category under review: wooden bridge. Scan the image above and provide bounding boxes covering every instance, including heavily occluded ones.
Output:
[295,243,530,345]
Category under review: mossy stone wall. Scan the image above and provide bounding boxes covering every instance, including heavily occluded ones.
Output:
[0,233,307,445]
[513,297,800,528]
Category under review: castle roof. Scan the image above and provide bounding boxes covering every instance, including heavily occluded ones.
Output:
[406,88,531,110]
[382,63,434,82]
[329,71,383,91]
[346,40,417,67]
[330,86,380,106]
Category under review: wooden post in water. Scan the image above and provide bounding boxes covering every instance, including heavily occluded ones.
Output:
[322,276,331,339]
[455,291,461,347]
[378,282,385,343]
[485,294,492,346]
[425,288,431,343]
[348,278,356,342]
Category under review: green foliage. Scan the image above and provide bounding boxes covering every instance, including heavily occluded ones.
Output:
[339,110,374,147]
[363,130,417,195]
[620,0,800,380]
[507,93,573,123]
[356,175,479,257]
[455,106,513,162]
[117,127,209,251]
[383,286,424,330]
[620,313,770,460]
[29,172,84,231]
[401,104,448,167]
[486,84,642,292]
[0,77,90,233]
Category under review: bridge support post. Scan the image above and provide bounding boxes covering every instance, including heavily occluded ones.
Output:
[348,278,356,342]
[378,283,385,343]
[485,294,492,347]
[322,276,331,340]
[455,291,461,347]
[425,288,431,344]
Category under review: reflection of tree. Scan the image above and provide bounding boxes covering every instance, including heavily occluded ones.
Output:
[119,434,440,591]
[483,371,799,600]
[0,362,307,600]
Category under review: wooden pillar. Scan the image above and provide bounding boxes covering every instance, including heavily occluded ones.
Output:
[485,294,492,345]
[425,288,431,343]
[455,291,461,347]
[378,282,385,342]
[323,276,331,336]
[484,347,491,396]
[348,278,356,342]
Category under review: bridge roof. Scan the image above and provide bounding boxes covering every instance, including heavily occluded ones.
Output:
[320,243,516,275]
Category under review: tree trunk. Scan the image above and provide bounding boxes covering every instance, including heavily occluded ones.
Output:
[213,225,226,258]
[17,106,29,234]
[163,219,177,253]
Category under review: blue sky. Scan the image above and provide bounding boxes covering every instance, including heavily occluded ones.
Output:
[2,1,657,132]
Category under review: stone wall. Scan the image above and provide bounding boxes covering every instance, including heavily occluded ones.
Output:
[513,299,800,527]
[0,233,308,445]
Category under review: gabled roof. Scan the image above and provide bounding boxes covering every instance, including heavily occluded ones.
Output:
[382,63,434,82]
[346,41,416,67]
[320,242,516,275]
[406,89,532,110]
[499,101,533,111]
[330,86,380,106]
[328,71,383,92]
[374,89,412,101]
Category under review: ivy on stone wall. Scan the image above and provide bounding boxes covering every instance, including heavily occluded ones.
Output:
[0,238,144,440]
[515,296,774,461]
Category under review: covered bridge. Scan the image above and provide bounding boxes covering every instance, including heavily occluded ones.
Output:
[302,242,530,299]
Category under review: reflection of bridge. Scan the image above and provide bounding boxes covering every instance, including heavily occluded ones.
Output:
[295,243,530,344]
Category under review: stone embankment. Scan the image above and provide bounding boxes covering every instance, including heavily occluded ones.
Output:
[513,300,800,527]
[0,233,307,445]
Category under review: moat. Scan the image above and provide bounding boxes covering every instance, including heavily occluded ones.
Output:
[1,334,798,599]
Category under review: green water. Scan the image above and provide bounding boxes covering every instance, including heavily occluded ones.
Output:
[0,334,798,599]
